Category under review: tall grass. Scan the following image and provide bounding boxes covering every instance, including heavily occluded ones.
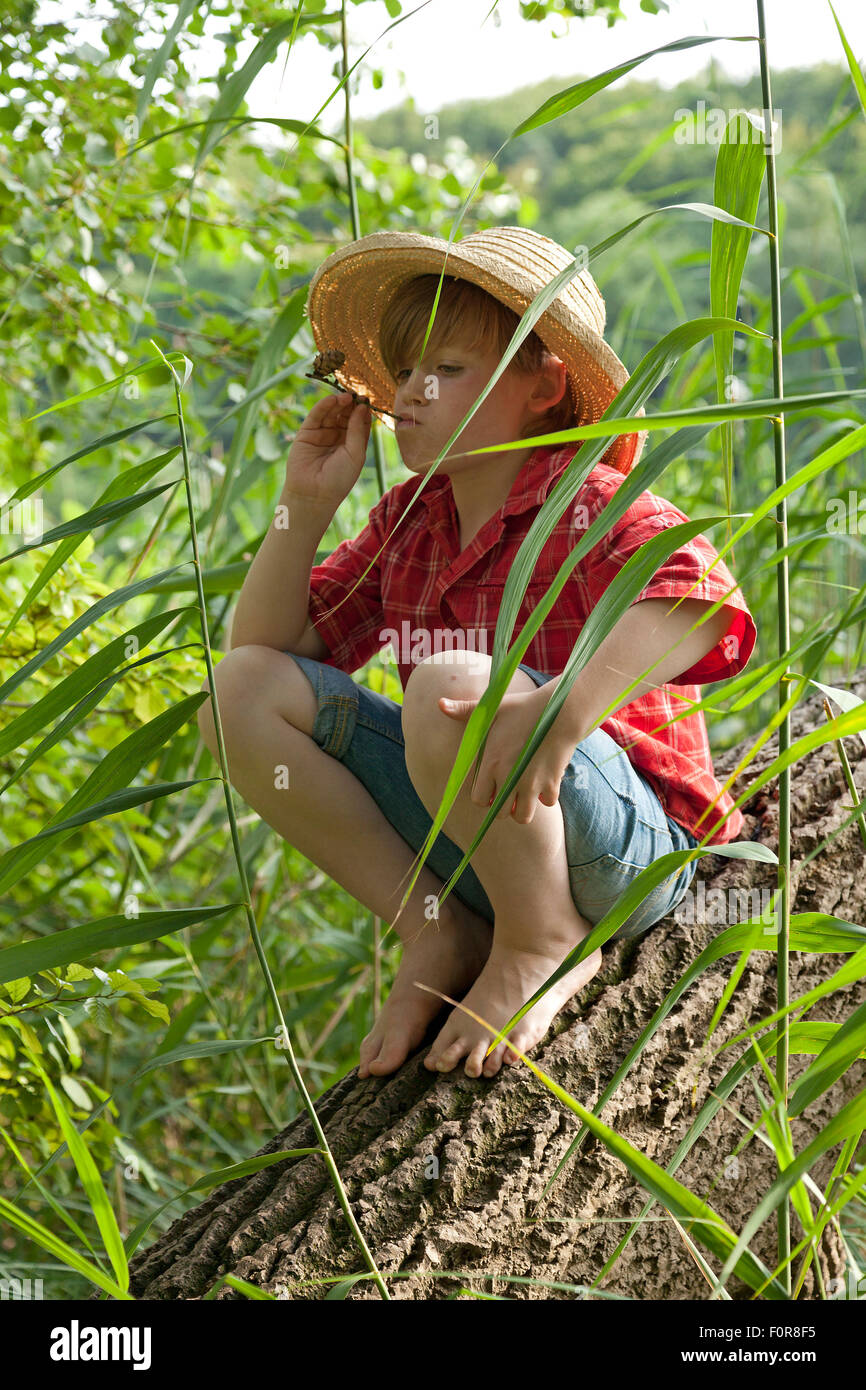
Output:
[1,1,865,1301]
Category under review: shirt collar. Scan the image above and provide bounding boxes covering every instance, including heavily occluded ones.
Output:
[414,443,579,522]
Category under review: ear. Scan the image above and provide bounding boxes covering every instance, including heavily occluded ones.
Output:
[526,354,568,418]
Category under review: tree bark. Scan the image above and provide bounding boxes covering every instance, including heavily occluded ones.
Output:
[122,677,866,1301]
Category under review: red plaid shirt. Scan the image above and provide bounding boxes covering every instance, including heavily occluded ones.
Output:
[307,444,757,845]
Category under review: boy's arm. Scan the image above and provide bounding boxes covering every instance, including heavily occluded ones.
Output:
[552,474,757,741]
[283,615,331,661]
[539,596,735,744]
[230,475,336,652]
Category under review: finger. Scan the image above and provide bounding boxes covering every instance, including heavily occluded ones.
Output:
[323,391,353,420]
[307,394,351,431]
[471,774,494,807]
[314,391,351,418]
[348,399,372,435]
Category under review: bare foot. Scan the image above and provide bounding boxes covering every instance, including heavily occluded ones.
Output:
[423,911,602,1079]
[357,903,493,1078]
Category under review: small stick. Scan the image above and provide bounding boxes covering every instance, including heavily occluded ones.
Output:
[305,348,399,420]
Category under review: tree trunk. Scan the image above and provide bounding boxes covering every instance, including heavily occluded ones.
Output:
[122,677,866,1300]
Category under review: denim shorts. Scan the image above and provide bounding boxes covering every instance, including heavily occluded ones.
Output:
[285,654,700,943]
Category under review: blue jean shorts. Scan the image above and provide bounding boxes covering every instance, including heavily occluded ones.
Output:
[285,654,700,943]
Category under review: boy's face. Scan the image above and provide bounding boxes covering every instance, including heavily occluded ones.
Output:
[391,334,566,476]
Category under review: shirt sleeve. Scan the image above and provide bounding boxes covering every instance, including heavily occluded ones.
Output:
[306,494,390,674]
[576,478,757,686]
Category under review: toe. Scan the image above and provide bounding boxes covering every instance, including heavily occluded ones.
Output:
[482,1040,508,1076]
[464,1040,490,1078]
[430,1037,468,1072]
[358,1034,382,1076]
[505,1029,532,1064]
[367,1031,408,1075]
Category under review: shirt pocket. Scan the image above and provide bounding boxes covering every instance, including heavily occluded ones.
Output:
[447,580,551,641]
[474,572,568,612]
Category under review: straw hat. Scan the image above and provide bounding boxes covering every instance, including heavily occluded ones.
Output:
[304,225,647,473]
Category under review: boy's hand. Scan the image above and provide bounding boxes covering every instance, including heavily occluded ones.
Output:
[438,685,575,824]
[284,391,372,509]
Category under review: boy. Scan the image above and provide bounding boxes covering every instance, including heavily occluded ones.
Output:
[198,226,756,1082]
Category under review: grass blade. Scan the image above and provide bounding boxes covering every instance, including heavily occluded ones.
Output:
[0,566,189,704]
[31,1063,129,1294]
[0,695,209,894]
[0,905,241,983]
[0,608,193,759]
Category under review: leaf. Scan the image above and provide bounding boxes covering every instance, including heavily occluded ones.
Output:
[710,111,767,516]
[0,905,240,983]
[14,1039,277,1203]
[25,355,191,421]
[787,995,866,1118]
[718,937,866,1054]
[511,35,756,137]
[326,1273,371,1300]
[129,114,343,159]
[0,770,208,896]
[204,284,308,538]
[133,996,170,1024]
[0,1195,132,1299]
[829,1,866,119]
[0,1016,42,1052]
[0,478,181,565]
[65,964,94,982]
[0,606,192,761]
[804,676,866,752]
[84,997,114,1035]
[195,19,309,169]
[0,452,182,646]
[580,201,768,267]
[141,563,247,596]
[213,1274,277,1300]
[59,1073,92,1112]
[135,0,198,131]
[466,386,866,454]
[0,566,189,705]
[712,1085,866,1296]
[33,1064,128,1291]
[3,415,175,505]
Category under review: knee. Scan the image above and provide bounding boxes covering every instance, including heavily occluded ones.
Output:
[196,644,281,748]
[401,649,492,761]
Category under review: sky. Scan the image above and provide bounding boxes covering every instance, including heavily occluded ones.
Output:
[214,0,866,133]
